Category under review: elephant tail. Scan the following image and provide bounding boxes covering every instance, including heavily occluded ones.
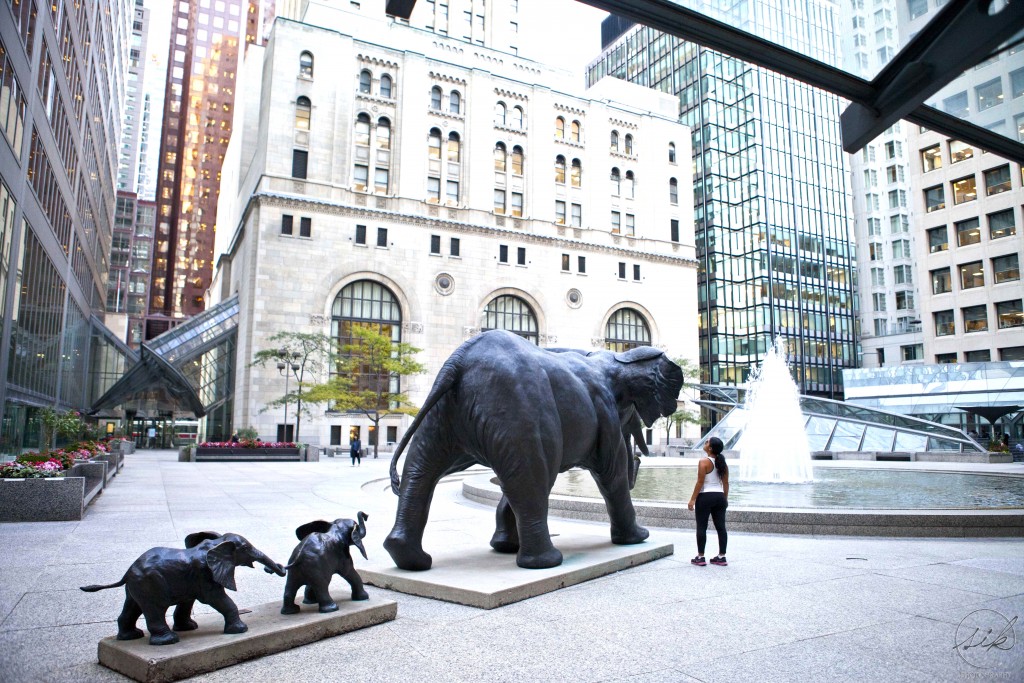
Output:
[80,576,127,592]
[390,335,482,495]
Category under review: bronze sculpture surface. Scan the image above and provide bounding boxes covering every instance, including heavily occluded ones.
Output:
[281,512,370,614]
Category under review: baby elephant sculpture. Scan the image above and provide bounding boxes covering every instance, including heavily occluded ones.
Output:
[386,329,684,571]
[80,532,286,645]
[281,512,370,614]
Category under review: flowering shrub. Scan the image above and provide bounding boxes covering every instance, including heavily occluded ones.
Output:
[1,459,65,479]
[198,440,298,449]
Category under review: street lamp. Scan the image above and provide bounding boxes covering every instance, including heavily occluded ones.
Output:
[276,347,301,442]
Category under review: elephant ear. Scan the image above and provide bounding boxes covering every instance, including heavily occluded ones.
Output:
[613,346,663,364]
[206,540,238,591]
[185,531,221,548]
[295,520,333,541]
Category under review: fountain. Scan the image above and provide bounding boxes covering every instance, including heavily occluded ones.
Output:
[735,337,813,483]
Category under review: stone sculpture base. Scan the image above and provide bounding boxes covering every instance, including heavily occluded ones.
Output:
[97,596,397,683]
[362,535,673,609]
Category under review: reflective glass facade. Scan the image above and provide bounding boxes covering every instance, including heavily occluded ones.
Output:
[587,3,858,398]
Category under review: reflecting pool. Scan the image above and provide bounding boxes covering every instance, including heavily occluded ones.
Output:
[551,467,1024,509]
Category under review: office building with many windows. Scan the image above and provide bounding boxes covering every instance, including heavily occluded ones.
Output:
[587,4,859,399]
[0,0,135,454]
[208,5,698,447]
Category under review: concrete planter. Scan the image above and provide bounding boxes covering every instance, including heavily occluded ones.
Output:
[0,475,87,521]
[194,447,303,462]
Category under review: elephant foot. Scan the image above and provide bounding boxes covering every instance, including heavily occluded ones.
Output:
[611,523,649,545]
[489,532,520,554]
[223,621,249,635]
[116,628,145,641]
[351,590,369,601]
[384,534,433,571]
[318,602,339,613]
[281,603,300,615]
[172,618,198,632]
[148,631,180,646]
[516,546,563,569]
[302,596,318,605]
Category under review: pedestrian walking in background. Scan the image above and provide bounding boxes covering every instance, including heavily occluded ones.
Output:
[351,436,362,466]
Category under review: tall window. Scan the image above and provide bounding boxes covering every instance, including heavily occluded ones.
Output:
[299,51,314,78]
[669,178,678,204]
[355,113,371,146]
[625,171,635,198]
[610,167,621,195]
[431,86,443,110]
[624,134,633,155]
[428,128,442,159]
[610,130,619,152]
[605,308,651,352]
[447,132,461,162]
[359,70,372,94]
[511,146,524,175]
[494,142,507,173]
[510,106,523,129]
[482,295,538,344]
[332,281,403,405]
[295,96,311,130]
[376,118,391,150]
[668,142,676,163]
[449,91,461,115]
[570,159,581,187]
[495,102,506,126]
[555,116,565,138]
[555,155,566,184]
[380,74,393,98]
[292,150,308,179]
[570,120,580,142]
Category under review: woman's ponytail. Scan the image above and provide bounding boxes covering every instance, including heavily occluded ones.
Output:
[708,436,728,478]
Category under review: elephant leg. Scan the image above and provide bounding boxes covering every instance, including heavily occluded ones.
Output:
[302,585,318,605]
[206,591,247,634]
[339,565,369,602]
[142,604,179,646]
[172,599,198,631]
[384,433,451,571]
[502,476,562,569]
[592,469,649,545]
[115,591,146,641]
[313,579,339,613]
[281,574,303,615]
[489,494,520,553]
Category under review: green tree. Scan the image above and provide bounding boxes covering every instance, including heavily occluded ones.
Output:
[251,332,338,443]
[655,358,706,448]
[305,324,426,458]
[40,408,85,449]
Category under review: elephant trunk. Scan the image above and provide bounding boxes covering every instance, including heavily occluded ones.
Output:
[255,549,287,576]
[351,511,369,560]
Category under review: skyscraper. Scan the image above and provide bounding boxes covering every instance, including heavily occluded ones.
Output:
[588,2,858,398]
[147,0,261,334]
[117,0,150,194]
[1,0,135,452]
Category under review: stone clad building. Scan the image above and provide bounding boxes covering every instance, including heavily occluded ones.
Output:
[210,6,698,450]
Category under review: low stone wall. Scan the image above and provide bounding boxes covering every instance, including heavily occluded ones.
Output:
[193,447,304,462]
[0,476,87,522]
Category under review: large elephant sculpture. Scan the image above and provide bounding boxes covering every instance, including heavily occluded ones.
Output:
[80,532,286,645]
[281,512,370,614]
[384,329,684,571]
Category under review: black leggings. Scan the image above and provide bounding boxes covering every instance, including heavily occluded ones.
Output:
[695,492,728,556]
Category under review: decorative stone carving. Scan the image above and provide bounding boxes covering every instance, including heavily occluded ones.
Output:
[309,315,329,326]
[592,338,606,348]
[566,289,582,309]
[433,273,455,296]
[403,322,424,334]
[463,327,480,339]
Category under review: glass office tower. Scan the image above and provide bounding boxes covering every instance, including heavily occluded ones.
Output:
[587,2,858,398]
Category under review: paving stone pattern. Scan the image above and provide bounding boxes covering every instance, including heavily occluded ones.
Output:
[1,451,1022,682]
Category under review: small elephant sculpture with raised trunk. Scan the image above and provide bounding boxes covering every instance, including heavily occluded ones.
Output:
[281,512,370,614]
[80,532,286,645]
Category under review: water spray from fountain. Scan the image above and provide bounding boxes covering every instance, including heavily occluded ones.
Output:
[736,337,814,483]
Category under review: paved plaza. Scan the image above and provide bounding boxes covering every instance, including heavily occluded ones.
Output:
[1,450,1023,682]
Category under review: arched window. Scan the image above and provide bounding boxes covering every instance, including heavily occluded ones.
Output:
[625,170,635,198]
[495,101,506,126]
[354,113,371,146]
[610,130,619,152]
[555,116,565,138]
[482,295,538,344]
[494,142,507,172]
[295,96,311,130]
[511,106,523,129]
[447,131,461,162]
[511,146,524,176]
[624,134,633,155]
[431,86,443,110]
[668,142,676,163]
[605,308,651,352]
[359,70,372,94]
[555,155,566,184]
[299,51,314,78]
[428,128,442,159]
[380,74,393,98]
[571,120,581,142]
[610,167,621,196]
[332,281,403,404]
[669,177,678,205]
[450,90,461,115]
[376,117,391,150]
[571,158,582,187]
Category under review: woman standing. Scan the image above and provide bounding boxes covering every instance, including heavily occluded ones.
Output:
[687,436,729,566]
